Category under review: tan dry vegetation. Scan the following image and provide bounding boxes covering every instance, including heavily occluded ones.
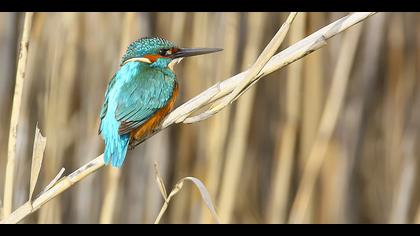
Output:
[0,12,419,224]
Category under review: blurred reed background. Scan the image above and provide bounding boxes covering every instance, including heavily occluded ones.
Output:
[0,12,420,224]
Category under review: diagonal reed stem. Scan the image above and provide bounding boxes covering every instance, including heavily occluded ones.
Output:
[3,12,34,217]
[217,12,297,223]
[288,21,364,224]
[0,12,375,224]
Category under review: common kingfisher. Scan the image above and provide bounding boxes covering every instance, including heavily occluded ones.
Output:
[99,36,222,168]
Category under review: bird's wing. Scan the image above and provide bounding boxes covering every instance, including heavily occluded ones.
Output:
[98,74,117,134]
[115,69,176,135]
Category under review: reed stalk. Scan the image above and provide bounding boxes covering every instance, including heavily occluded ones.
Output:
[0,12,375,224]
[288,22,364,224]
[3,12,34,217]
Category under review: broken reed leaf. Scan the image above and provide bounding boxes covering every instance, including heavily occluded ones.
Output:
[227,12,298,104]
[180,177,221,224]
[179,12,375,124]
[29,124,47,200]
[154,162,220,224]
[154,162,168,199]
[154,176,220,223]
[2,12,376,224]
[184,12,297,120]
[39,168,65,196]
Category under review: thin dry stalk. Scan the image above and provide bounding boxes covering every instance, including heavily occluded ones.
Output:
[201,12,239,223]
[1,124,46,224]
[389,150,416,224]
[162,12,376,126]
[383,15,406,216]
[298,13,325,223]
[38,12,80,224]
[336,12,387,223]
[217,12,268,223]
[3,12,34,217]
[0,155,104,224]
[99,12,137,224]
[186,12,298,122]
[170,12,212,223]
[1,12,375,224]
[266,12,306,224]
[153,163,220,224]
[99,168,121,224]
[188,12,215,223]
[288,23,364,224]
[389,56,420,224]
[300,14,325,171]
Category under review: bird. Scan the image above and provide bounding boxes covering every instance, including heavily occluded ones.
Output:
[99,36,222,168]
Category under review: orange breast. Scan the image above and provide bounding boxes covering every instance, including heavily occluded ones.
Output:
[129,82,179,145]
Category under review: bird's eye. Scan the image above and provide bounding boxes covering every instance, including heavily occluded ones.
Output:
[159,49,171,56]
[159,49,172,57]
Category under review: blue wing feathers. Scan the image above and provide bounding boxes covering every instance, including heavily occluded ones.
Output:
[99,62,176,168]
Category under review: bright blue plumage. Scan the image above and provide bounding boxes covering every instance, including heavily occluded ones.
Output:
[100,63,138,167]
[99,36,222,168]
[100,60,176,168]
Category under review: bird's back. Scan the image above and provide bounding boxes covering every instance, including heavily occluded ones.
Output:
[99,61,177,167]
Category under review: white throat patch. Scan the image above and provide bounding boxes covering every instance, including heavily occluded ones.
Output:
[168,57,183,72]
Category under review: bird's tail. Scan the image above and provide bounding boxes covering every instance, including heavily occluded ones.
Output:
[104,134,130,168]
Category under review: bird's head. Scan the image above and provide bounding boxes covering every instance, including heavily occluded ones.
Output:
[120,36,222,70]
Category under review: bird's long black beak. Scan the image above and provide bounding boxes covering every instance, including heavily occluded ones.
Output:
[171,47,223,59]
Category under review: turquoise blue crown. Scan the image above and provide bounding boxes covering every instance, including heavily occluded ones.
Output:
[121,37,177,65]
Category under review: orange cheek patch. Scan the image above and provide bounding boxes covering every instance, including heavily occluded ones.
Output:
[144,54,163,63]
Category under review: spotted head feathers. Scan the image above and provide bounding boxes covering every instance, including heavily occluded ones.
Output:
[121,37,177,65]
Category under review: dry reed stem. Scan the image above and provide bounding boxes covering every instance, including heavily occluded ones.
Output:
[170,12,212,223]
[267,12,306,224]
[40,168,65,195]
[188,12,214,223]
[217,12,272,223]
[99,168,121,224]
[389,151,416,223]
[153,162,220,224]
[99,12,137,224]
[1,155,104,224]
[383,16,405,219]
[204,12,298,119]
[38,13,79,223]
[288,22,364,224]
[298,13,325,222]
[1,12,375,224]
[2,124,46,224]
[3,12,34,217]
[389,78,420,223]
[335,13,386,223]
[166,12,375,125]
[201,12,239,223]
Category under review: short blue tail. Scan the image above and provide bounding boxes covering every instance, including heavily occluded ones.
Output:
[103,133,130,168]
